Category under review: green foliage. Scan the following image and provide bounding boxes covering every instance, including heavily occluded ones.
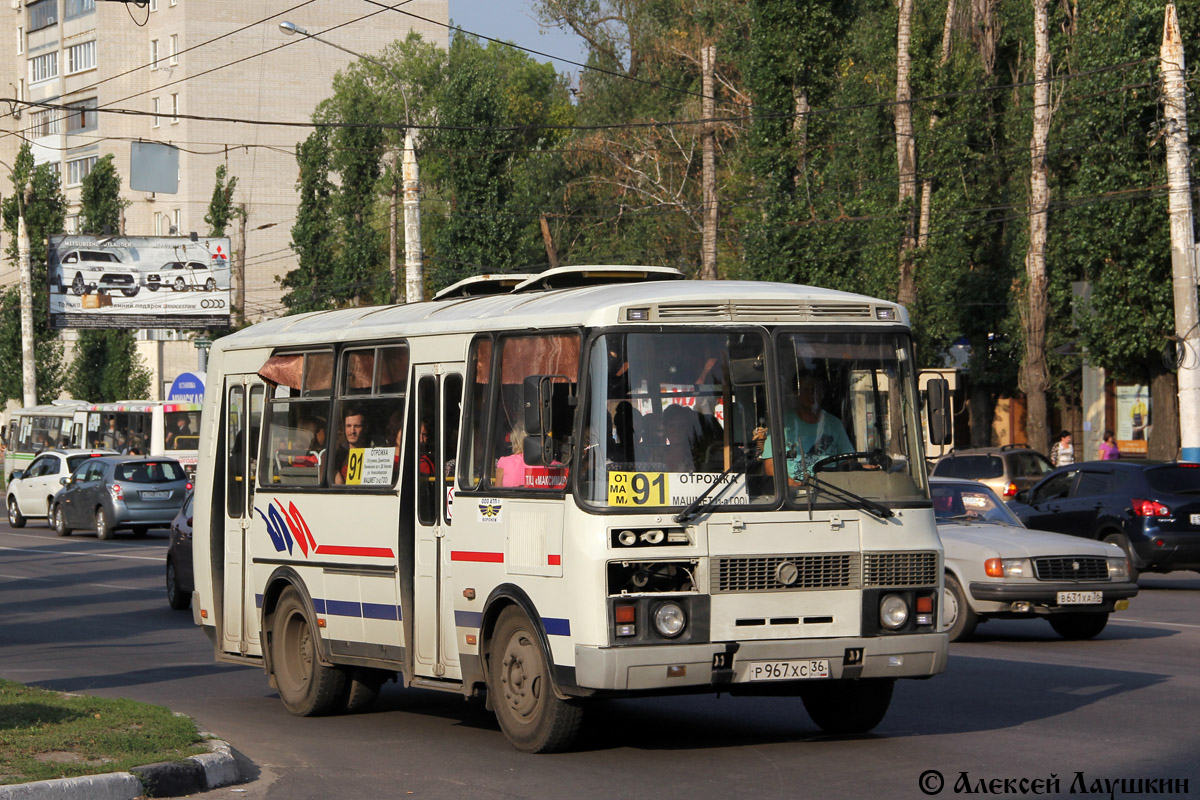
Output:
[281,129,338,313]
[78,154,126,236]
[0,144,67,404]
[67,330,152,402]
[204,164,241,238]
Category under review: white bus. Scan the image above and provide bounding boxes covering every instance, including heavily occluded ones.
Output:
[191,267,950,753]
[77,400,203,470]
[3,401,89,482]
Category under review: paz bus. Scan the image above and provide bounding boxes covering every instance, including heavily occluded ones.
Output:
[190,266,951,753]
[3,401,88,482]
[75,401,203,472]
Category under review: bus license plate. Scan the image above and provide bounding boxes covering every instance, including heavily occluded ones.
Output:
[1057,591,1102,605]
[747,659,830,681]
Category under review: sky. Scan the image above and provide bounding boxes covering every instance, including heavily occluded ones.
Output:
[449,0,589,76]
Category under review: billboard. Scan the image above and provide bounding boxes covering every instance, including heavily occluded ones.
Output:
[48,235,232,329]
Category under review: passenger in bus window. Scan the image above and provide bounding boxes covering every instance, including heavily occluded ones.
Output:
[333,405,369,485]
[386,410,405,483]
[758,369,852,482]
[662,404,700,472]
[495,419,527,487]
[165,416,192,449]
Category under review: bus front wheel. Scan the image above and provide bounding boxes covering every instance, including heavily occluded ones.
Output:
[488,606,582,753]
[800,678,895,735]
[270,587,346,716]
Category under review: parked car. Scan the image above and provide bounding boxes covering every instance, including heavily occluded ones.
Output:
[145,260,223,293]
[51,456,189,540]
[1009,460,1200,579]
[58,249,141,297]
[6,449,115,527]
[933,478,1138,641]
[931,445,1053,499]
[166,491,194,610]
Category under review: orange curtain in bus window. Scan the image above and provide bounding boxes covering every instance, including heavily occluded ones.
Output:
[499,335,580,382]
[377,346,409,394]
[345,350,375,395]
[304,352,334,396]
[258,354,302,389]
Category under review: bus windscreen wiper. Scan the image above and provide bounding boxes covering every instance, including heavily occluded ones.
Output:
[805,453,894,521]
[674,450,749,524]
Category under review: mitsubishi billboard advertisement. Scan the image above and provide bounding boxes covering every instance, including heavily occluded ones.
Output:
[48,235,232,329]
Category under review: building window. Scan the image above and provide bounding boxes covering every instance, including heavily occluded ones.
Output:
[66,214,79,234]
[169,34,178,65]
[17,26,24,55]
[170,93,178,123]
[173,208,181,233]
[47,162,61,178]
[155,212,165,235]
[150,39,159,70]
[27,0,57,32]
[66,41,96,75]
[65,99,97,133]
[150,0,158,10]
[66,156,98,187]
[152,96,160,127]
[30,52,58,84]
[29,108,61,137]
[65,0,96,20]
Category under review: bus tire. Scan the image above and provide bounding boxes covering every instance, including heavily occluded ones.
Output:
[271,587,346,716]
[7,497,26,528]
[341,667,387,713]
[488,606,583,753]
[800,678,894,735]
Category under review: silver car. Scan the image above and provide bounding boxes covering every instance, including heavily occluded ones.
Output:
[933,478,1139,641]
[6,449,115,527]
[51,456,189,540]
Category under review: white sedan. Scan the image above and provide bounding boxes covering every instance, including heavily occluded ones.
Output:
[933,478,1139,641]
[6,449,115,528]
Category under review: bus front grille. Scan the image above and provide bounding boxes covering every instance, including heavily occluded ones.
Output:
[862,551,939,587]
[710,553,860,593]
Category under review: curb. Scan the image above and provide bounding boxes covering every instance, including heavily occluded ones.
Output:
[0,734,243,800]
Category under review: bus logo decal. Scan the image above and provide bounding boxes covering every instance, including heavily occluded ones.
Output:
[477,499,502,522]
[255,498,394,559]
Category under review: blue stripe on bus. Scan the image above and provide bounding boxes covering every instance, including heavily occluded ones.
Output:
[362,602,401,621]
[455,610,484,628]
[325,599,362,618]
[454,610,570,637]
[251,594,401,621]
[312,597,326,614]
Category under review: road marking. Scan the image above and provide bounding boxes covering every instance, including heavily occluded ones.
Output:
[0,572,160,592]
[1113,617,1200,630]
[0,545,162,562]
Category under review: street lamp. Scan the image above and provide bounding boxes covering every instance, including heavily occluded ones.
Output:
[280,20,423,304]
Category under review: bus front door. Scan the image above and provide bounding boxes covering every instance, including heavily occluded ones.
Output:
[221,376,266,656]
[411,367,464,680]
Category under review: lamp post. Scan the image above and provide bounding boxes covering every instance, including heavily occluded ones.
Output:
[280,21,423,304]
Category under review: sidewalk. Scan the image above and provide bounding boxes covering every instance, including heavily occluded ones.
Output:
[0,733,244,800]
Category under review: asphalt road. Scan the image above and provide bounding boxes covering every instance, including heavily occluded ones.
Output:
[2,519,1198,800]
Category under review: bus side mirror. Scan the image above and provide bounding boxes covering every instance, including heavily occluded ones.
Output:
[523,374,570,466]
[926,379,952,446]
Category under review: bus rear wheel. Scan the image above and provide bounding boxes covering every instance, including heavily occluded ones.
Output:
[800,678,895,735]
[489,606,582,753]
[271,587,346,716]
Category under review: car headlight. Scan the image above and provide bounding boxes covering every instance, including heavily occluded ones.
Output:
[985,557,1031,578]
[1107,556,1130,580]
[880,593,909,630]
[653,602,687,638]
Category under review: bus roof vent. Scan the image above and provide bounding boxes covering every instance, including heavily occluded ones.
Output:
[513,265,684,293]
[433,273,536,300]
[810,302,873,319]
[731,302,807,320]
[656,303,730,320]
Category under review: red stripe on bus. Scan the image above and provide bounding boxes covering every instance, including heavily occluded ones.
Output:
[451,551,505,563]
[548,555,561,566]
[313,545,395,558]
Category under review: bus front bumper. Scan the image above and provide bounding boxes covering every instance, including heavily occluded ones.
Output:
[573,632,948,692]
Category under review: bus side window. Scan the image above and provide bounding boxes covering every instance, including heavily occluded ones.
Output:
[462,337,493,491]
[442,374,463,522]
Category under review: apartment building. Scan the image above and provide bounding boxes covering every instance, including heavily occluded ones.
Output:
[1,0,449,326]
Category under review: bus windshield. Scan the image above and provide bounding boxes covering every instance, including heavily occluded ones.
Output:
[580,329,927,510]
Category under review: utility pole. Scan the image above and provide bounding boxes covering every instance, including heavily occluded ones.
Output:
[1161,2,1200,462]
[700,44,717,280]
[18,184,36,407]
[236,202,247,326]
[389,150,399,302]
[403,130,423,303]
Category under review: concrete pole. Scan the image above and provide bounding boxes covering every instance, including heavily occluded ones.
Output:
[402,130,423,304]
[1161,2,1200,462]
[700,44,717,281]
[18,184,37,408]
[389,151,399,303]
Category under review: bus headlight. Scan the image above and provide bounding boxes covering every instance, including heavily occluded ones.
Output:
[653,602,687,638]
[880,594,909,630]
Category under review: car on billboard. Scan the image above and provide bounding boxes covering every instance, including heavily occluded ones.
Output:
[59,249,141,297]
[145,260,228,292]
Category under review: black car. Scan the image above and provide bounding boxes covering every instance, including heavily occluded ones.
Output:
[1009,460,1200,578]
[166,491,194,610]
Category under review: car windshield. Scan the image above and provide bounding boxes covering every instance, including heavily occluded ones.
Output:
[116,461,184,483]
[933,481,1024,526]
[579,329,928,511]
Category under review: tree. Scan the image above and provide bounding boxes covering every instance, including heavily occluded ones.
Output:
[0,144,67,405]
[280,129,338,313]
[68,156,152,402]
[205,164,240,237]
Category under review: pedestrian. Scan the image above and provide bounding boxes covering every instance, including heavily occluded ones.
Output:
[1049,429,1074,467]
[1099,429,1119,460]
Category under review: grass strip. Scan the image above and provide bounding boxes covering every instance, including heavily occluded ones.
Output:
[0,678,207,785]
